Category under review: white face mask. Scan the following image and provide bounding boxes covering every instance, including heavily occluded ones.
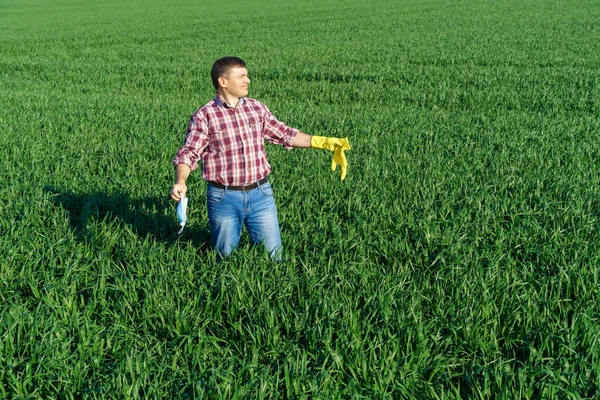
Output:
[176,194,189,234]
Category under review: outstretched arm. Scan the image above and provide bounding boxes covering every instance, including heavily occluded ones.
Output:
[261,106,351,180]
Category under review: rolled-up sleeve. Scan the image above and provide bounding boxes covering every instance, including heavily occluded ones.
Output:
[172,112,209,171]
[262,105,298,150]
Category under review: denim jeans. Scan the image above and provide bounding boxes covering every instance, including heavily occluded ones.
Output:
[206,180,282,260]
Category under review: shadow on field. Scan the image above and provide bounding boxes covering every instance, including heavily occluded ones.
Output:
[44,186,211,250]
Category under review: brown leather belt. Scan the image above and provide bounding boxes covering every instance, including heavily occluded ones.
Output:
[208,176,269,191]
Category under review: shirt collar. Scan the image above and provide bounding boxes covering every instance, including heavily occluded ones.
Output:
[215,96,245,109]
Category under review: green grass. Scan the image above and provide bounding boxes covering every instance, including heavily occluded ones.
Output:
[1,0,600,398]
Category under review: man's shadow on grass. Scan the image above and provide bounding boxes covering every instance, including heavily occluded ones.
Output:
[44,186,211,251]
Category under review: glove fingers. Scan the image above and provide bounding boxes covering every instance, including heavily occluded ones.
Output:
[339,149,348,167]
[331,148,348,180]
[339,151,347,180]
[331,149,343,170]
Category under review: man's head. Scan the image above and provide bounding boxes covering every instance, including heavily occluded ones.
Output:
[211,57,249,97]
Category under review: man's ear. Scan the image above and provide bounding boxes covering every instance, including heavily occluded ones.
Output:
[218,76,227,89]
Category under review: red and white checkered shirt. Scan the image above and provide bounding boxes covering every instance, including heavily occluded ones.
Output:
[173,97,299,186]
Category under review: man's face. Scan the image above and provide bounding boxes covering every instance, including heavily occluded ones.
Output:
[219,66,250,98]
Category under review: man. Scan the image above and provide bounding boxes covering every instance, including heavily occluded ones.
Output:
[170,56,350,260]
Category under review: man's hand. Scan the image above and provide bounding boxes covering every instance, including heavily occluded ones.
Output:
[170,183,187,201]
[311,136,351,180]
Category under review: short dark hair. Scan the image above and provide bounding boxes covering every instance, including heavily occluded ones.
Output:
[211,57,246,90]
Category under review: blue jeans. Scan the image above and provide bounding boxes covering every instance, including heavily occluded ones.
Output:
[206,180,282,260]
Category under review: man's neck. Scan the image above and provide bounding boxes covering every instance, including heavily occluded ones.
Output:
[218,92,241,108]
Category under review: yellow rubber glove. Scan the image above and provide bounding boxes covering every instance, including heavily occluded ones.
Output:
[311,136,351,180]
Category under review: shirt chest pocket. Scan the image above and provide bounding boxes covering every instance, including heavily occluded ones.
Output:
[209,129,235,153]
[247,117,263,132]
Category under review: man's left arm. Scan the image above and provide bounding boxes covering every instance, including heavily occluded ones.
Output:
[262,106,351,180]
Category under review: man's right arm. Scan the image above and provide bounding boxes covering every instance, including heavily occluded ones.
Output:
[170,111,209,201]
[171,163,191,201]
[171,164,191,201]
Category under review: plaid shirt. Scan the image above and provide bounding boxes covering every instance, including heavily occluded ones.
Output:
[173,97,298,186]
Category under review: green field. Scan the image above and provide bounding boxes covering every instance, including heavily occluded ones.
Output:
[1,0,600,397]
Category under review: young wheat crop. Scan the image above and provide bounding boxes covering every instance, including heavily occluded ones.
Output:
[1,0,599,397]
